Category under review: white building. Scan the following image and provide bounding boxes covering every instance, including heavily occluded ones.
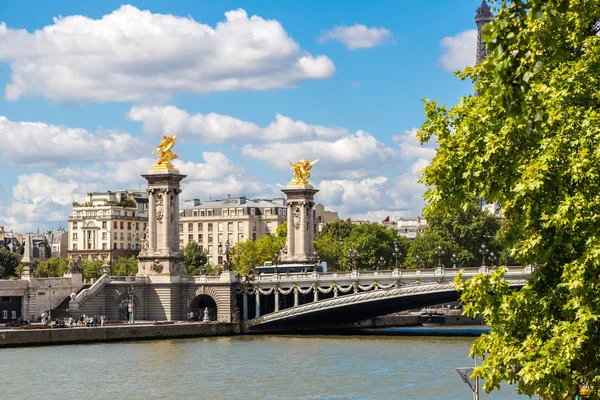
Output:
[396,217,428,239]
[68,190,149,262]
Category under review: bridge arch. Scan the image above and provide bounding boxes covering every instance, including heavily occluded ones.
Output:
[108,288,142,321]
[187,286,222,322]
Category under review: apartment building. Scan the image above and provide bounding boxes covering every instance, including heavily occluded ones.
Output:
[179,196,287,266]
[68,190,149,262]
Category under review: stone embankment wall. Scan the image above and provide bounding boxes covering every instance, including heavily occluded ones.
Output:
[0,323,240,348]
[371,315,421,327]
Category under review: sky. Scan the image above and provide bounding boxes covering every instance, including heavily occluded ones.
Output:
[0,0,482,233]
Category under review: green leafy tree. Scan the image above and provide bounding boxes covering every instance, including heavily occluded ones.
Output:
[81,259,104,280]
[33,258,69,277]
[110,256,138,276]
[315,234,345,271]
[182,241,208,275]
[321,219,354,241]
[343,223,409,270]
[419,0,600,396]
[405,230,455,269]
[230,225,286,275]
[0,248,21,278]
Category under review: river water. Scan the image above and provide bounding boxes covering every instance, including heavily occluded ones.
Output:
[0,331,526,399]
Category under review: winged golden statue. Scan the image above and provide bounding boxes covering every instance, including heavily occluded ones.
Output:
[152,134,179,170]
[288,158,319,186]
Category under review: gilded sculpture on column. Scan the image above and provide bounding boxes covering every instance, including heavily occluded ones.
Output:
[287,158,319,186]
[152,134,179,171]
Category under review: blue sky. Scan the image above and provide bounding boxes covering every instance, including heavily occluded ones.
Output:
[0,0,482,232]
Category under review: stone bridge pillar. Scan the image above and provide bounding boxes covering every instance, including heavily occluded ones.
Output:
[281,186,319,264]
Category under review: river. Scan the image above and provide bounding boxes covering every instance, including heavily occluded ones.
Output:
[0,331,526,399]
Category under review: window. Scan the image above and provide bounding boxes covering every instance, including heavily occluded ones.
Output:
[200,210,205,216]
[102,221,107,229]
[188,234,193,242]
[120,243,124,249]
[252,222,257,231]
[120,222,124,229]
[250,208,256,216]
[199,245,204,251]
[143,223,147,231]
[208,210,213,216]
[223,209,228,217]
[127,233,131,240]
[87,231,92,240]
[237,208,243,215]
[218,222,223,232]
[120,233,124,240]
[252,233,256,240]
[73,244,78,250]
[198,223,203,231]
[218,256,223,265]
[193,210,198,217]
[218,233,223,243]
[72,233,78,240]
[238,233,244,242]
[266,222,272,233]
[179,223,183,233]
[208,234,213,243]
[265,209,271,216]
[227,222,233,231]
[207,223,213,232]
[113,243,117,250]
[114,221,118,229]
[102,243,107,250]
[136,223,139,230]
[208,245,213,255]
[127,222,131,230]
[113,232,117,240]
[73,222,78,229]
[188,223,193,231]
[228,233,233,243]
[198,234,203,242]
[2,310,7,320]
[238,222,243,231]
[11,311,16,319]
[102,232,107,240]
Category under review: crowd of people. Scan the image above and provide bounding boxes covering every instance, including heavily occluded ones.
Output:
[40,313,106,328]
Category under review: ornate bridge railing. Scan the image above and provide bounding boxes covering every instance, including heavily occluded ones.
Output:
[239,266,534,329]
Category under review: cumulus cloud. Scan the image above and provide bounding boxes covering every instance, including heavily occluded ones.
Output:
[0,116,146,166]
[319,24,393,50]
[0,6,335,102]
[439,29,477,72]
[241,131,396,179]
[128,105,349,143]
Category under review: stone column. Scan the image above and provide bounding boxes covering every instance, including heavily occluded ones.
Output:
[294,287,299,307]
[162,189,169,251]
[281,187,319,265]
[313,286,318,302]
[255,292,261,318]
[148,189,156,250]
[243,290,248,321]
[274,290,280,312]
[286,203,294,256]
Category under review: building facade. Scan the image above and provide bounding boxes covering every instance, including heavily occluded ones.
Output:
[68,190,149,262]
[314,204,339,236]
[396,217,428,240]
[179,196,287,266]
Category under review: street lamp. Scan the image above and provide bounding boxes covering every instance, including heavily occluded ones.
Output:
[272,246,286,275]
[339,239,344,271]
[415,255,423,269]
[451,253,458,269]
[436,245,445,268]
[48,283,52,323]
[393,241,401,268]
[218,241,232,271]
[347,247,360,271]
[489,251,497,266]
[128,284,134,325]
[377,256,386,271]
[480,244,488,267]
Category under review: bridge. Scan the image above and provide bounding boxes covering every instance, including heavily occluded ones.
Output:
[238,266,533,332]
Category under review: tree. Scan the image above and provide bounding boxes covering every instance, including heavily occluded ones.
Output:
[33,258,69,277]
[182,241,208,275]
[419,0,600,396]
[343,223,409,270]
[81,259,104,280]
[230,226,286,276]
[315,234,345,271]
[110,257,138,276]
[321,219,354,241]
[0,248,21,279]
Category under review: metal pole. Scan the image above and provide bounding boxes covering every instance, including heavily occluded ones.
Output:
[48,284,52,323]
[474,355,480,400]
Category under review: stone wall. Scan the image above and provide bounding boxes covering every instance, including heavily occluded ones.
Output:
[0,323,240,348]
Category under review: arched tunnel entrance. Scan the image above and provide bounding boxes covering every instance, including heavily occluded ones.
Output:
[189,294,217,322]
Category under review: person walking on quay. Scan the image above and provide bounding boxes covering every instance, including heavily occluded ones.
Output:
[92,315,98,327]
[68,317,73,328]
[188,311,194,323]
[100,315,105,327]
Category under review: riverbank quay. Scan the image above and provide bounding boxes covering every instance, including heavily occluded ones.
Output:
[0,322,240,348]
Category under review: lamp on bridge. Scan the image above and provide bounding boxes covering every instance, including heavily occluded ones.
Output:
[393,242,401,268]
[377,256,386,271]
[451,253,458,269]
[218,241,232,271]
[347,247,360,272]
[436,246,445,268]
[489,251,497,266]
[479,244,489,267]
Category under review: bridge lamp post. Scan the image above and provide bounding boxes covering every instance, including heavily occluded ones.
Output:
[489,251,497,266]
[393,242,400,268]
[339,239,344,271]
[48,283,52,323]
[377,256,386,271]
[347,247,359,271]
[436,246,445,268]
[218,241,232,271]
[480,244,488,267]
[451,253,458,269]
[415,255,423,269]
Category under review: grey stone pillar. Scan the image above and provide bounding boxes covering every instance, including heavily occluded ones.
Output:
[243,291,248,321]
[294,287,299,307]
[313,286,318,302]
[255,292,261,318]
[281,187,319,265]
[148,189,156,250]
[274,290,279,312]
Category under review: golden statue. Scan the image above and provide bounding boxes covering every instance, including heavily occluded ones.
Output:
[152,134,179,170]
[288,158,319,186]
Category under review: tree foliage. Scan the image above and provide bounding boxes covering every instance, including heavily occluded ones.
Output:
[33,257,69,277]
[419,0,600,396]
[110,256,139,276]
[230,225,286,276]
[182,241,209,275]
[0,248,21,279]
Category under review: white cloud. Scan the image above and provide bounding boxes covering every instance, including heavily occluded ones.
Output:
[0,6,335,102]
[439,29,477,72]
[128,105,349,144]
[0,116,145,166]
[319,24,393,50]
[242,131,396,179]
